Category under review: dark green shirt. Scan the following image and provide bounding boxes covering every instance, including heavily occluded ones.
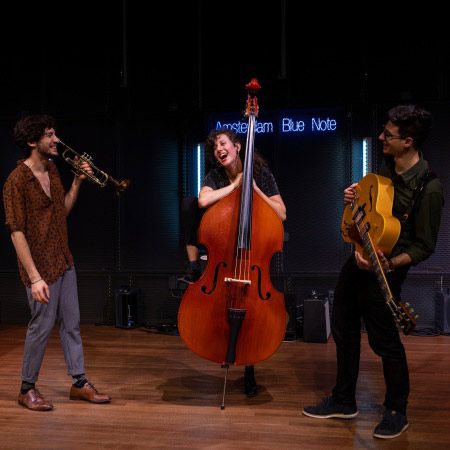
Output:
[378,155,444,265]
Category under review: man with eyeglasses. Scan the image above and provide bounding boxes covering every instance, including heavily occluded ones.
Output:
[302,105,444,439]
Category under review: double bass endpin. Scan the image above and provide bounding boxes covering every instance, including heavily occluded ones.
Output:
[220,364,230,410]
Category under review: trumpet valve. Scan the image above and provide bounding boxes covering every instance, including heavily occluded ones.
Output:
[82,152,93,161]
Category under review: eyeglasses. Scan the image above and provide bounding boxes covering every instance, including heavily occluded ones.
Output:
[381,128,404,141]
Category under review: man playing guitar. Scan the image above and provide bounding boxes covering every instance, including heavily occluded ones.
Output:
[303,105,444,439]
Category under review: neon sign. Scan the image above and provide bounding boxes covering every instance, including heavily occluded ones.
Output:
[215,121,273,134]
[214,115,338,135]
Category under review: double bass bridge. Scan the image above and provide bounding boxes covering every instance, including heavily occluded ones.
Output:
[224,277,251,285]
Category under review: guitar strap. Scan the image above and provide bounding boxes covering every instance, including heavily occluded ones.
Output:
[401,169,437,224]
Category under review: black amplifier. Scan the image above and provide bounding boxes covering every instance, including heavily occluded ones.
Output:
[115,286,140,329]
[303,291,331,343]
[435,288,450,334]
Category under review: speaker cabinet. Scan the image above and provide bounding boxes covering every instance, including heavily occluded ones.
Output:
[435,289,450,334]
[303,295,331,343]
[115,287,139,329]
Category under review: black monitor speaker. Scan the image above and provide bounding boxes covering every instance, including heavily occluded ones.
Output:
[435,289,450,334]
[115,286,139,329]
[303,293,331,343]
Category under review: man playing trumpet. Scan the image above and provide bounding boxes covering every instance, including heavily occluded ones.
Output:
[3,114,111,411]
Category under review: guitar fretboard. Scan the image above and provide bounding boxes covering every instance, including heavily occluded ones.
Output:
[350,197,415,334]
[360,227,393,303]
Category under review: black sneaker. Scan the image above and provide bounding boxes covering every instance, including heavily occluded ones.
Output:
[177,269,201,285]
[177,261,201,285]
[177,260,202,284]
[373,409,409,439]
[302,396,358,419]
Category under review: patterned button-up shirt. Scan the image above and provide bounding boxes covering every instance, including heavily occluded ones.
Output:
[3,160,74,287]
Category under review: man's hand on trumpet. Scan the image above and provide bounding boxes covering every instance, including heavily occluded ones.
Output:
[74,156,93,182]
[65,157,93,212]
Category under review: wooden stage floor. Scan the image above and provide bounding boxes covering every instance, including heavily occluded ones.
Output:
[0,325,449,450]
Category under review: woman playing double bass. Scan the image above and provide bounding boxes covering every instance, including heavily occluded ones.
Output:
[179,127,286,397]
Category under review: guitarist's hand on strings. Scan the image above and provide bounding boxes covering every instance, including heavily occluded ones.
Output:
[355,249,393,273]
[344,183,358,205]
[377,250,394,273]
[354,250,372,271]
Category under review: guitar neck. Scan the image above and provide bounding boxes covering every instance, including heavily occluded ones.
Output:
[348,182,416,335]
[360,228,394,303]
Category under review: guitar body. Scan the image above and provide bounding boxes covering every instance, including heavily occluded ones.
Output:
[341,173,401,258]
[340,173,416,334]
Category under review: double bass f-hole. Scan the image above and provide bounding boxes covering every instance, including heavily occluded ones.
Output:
[201,261,227,295]
[251,265,271,300]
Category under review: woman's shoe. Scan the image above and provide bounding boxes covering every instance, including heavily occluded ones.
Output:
[244,365,258,397]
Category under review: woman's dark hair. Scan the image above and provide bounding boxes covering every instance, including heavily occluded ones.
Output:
[13,114,56,157]
[387,105,432,148]
[205,128,268,178]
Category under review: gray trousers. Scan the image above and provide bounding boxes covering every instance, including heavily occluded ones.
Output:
[22,266,85,383]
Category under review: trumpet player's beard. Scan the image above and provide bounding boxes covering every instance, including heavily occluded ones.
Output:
[37,144,59,160]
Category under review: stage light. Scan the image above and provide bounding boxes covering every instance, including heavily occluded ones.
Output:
[197,143,203,196]
[362,137,372,176]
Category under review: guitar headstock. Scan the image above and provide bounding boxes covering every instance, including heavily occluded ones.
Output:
[396,301,417,335]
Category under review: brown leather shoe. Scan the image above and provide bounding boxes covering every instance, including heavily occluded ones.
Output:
[69,381,111,404]
[18,388,53,411]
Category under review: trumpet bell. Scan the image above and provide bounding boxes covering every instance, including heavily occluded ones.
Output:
[112,177,131,192]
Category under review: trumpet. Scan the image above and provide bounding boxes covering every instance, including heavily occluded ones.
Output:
[58,140,130,193]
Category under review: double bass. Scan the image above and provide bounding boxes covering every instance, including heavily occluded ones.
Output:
[178,79,286,407]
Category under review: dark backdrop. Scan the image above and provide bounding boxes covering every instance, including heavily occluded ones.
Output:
[0,2,449,331]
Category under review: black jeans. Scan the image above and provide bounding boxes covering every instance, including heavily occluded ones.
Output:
[331,255,410,415]
[181,196,204,246]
